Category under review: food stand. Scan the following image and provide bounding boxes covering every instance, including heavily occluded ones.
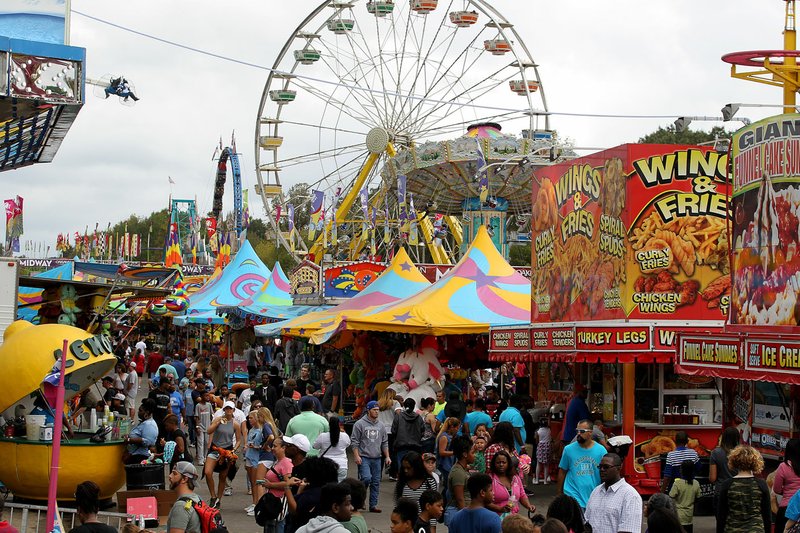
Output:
[0,321,125,500]
[525,143,731,496]
[672,114,800,463]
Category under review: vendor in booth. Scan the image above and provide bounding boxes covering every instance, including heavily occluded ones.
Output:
[28,394,76,439]
[123,399,159,464]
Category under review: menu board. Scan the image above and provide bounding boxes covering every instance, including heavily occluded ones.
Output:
[531,144,730,323]
[731,113,800,327]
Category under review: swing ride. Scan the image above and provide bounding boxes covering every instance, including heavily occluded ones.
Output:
[254,0,562,265]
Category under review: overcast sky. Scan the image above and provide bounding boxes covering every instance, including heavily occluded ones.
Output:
[4,0,789,254]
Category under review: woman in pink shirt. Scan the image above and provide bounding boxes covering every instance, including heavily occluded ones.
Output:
[774,438,800,532]
[258,436,297,533]
[486,450,534,517]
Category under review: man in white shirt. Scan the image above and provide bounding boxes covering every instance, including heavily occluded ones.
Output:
[584,453,642,533]
[125,361,139,419]
[238,380,257,414]
[135,337,147,357]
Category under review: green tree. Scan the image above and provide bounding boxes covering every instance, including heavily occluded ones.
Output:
[508,243,531,266]
[638,125,731,145]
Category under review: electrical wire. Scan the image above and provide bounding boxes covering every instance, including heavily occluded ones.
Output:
[72,9,691,121]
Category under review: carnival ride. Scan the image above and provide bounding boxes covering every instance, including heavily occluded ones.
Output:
[87,75,140,106]
[254,0,562,265]
[166,198,199,265]
[212,138,245,238]
[722,0,800,112]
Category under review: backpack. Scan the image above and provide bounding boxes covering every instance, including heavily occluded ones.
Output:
[254,467,288,526]
[179,496,224,533]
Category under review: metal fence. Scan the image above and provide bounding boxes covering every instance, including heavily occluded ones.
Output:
[5,502,133,533]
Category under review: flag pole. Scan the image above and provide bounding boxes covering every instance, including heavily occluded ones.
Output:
[46,339,68,532]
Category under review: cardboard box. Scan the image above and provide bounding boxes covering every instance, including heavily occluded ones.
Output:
[116,489,177,518]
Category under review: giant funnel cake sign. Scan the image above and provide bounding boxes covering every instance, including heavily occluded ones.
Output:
[531,144,730,323]
[731,114,800,327]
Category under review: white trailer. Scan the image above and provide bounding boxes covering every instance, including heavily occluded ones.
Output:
[0,258,19,345]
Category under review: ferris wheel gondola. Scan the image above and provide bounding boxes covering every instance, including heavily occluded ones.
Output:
[254,0,550,264]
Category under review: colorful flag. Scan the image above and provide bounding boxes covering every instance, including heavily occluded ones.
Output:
[243,189,250,230]
[370,206,377,256]
[408,193,419,245]
[331,187,341,246]
[206,218,218,254]
[476,138,489,203]
[287,203,295,253]
[383,195,390,245]
[215,232,231,268]
[165,224,181,267]
[309,189,324,240]
[3,197,22,252]
[359,187,369,248]
[397,175,407,234]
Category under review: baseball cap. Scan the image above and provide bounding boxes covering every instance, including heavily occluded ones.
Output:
[174,461,198,479]
[366,400,379,410]
[223,400,236,410]
[113,393,126,402]
[423,453,436,462]
[283,434,311,453]
[299,396,315,410]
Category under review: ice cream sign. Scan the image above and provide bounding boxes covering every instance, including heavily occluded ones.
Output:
[745,339,800,372]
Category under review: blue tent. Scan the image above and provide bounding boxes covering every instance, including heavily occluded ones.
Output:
[17,262,74,322]
[184,240,270,316]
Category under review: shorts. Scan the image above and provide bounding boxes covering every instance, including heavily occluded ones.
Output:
[245,458,259,468]
[125,396,135,410]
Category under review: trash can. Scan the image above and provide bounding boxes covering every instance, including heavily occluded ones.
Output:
[124,463,165,490]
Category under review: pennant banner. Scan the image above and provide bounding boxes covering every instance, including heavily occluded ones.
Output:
[408,193,418,245]
[397,175,407,235]
[476,139,489,203]
[309,190,324,240]
[287,203,295,253]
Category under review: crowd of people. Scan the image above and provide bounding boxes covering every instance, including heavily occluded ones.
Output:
[23,336,799,533]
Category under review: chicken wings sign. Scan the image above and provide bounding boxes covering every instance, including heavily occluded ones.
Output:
[531,143,730,323]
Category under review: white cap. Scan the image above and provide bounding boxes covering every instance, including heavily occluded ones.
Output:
[223,400,236,410]
[283,434,311,453]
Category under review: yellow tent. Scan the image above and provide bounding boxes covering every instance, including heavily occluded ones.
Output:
[263,247,430,342]
[337,226,530,336]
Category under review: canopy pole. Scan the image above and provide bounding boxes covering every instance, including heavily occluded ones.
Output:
[622,363,635,476]
[46,339,69,531]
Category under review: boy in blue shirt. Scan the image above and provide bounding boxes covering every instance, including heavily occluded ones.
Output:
[448,473,501,533]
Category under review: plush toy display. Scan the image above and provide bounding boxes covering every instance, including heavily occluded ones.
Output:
[57,285,81,326]
[387,336,445,404]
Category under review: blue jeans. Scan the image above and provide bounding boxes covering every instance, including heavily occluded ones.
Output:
[358,456,383,510]
[263,519,284,533]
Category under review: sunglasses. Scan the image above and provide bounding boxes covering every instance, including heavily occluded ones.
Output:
[575,428,592,433]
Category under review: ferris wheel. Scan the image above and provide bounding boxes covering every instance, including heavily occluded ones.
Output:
[254,0,549,263]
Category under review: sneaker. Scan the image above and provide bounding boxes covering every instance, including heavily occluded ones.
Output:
[388,476,397,482]
[246,509,255,517]
[543,479,550,485]
[224,487,233,496]
[532,479,538,485]
[244,504,255,512]
[247,487,252,495]
[210,498,220,509]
